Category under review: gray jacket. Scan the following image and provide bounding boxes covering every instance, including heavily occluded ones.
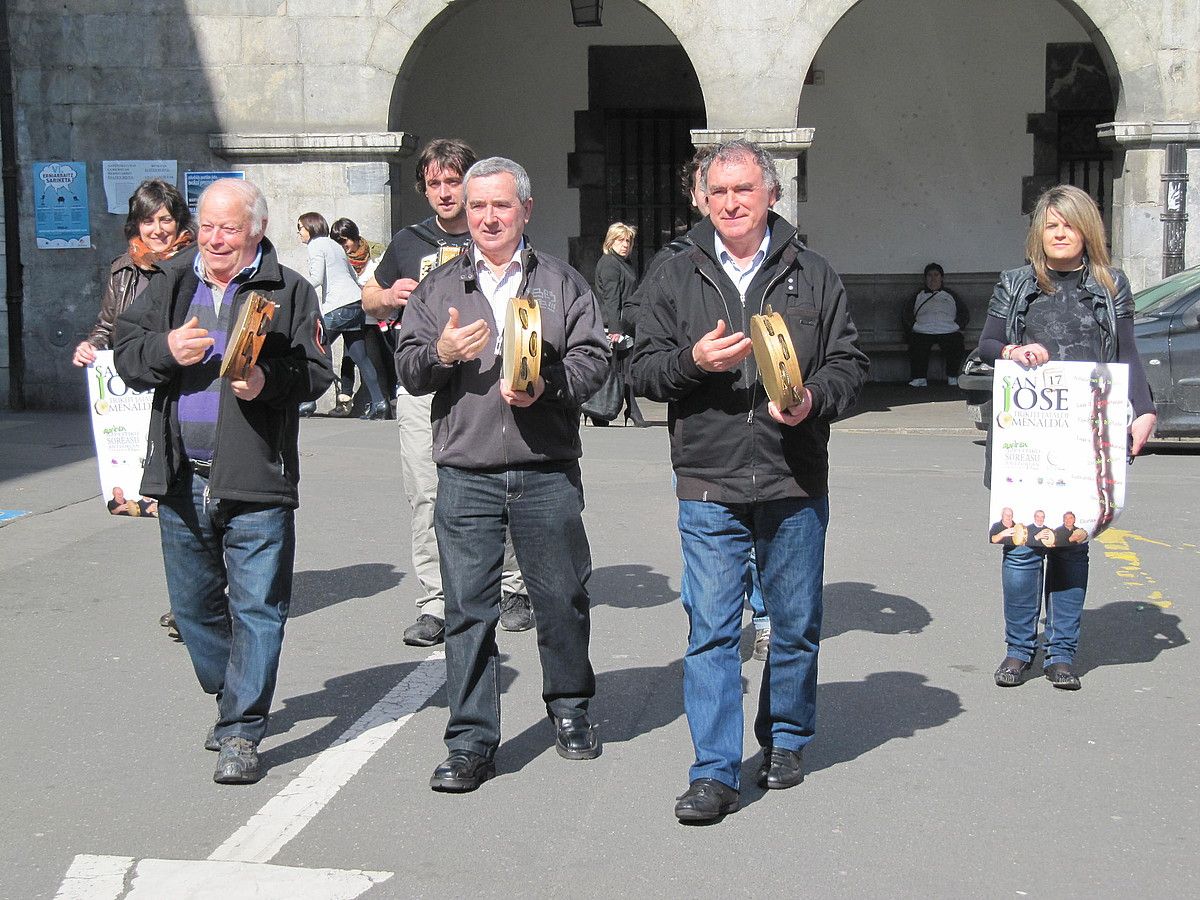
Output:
[395,245,609,469]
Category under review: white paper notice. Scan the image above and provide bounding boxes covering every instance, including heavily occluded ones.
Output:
[102,160,178,214]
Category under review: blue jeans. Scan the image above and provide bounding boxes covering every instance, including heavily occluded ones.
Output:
[434,463,595,757]
[1001,544,1089,667]
[678,496,829,789]
[158,471,295,744]
[746,546,769,630]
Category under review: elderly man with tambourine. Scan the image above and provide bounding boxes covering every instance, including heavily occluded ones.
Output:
[631,139,869,824]
[396,157,609,795]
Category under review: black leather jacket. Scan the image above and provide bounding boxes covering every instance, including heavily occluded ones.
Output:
[987,263,1133,363]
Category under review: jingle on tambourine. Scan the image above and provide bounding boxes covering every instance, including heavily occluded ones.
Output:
[503,295,542,395]
[749,305,804,411]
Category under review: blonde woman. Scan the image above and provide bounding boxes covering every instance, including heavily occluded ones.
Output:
[592,222,647,426]
[978,185,1156,691]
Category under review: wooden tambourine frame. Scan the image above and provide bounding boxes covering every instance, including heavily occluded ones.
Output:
[750,305,804,411]
[503,295,541,395]
[220,291,276,381]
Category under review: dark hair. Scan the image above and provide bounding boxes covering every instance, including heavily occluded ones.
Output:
[330,217,360,245]
[680,146,715,201]
[923,262,944,277]
[298,211,329,239]
[414,138,476,194]
[125,179,190,240]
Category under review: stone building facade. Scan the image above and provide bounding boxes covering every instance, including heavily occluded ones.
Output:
[2,0,1197,406]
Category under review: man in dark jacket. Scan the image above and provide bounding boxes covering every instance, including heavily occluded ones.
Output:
[115,178,333,784]
[362,139,531,647]
[396,157,609,793]
[631,139,868,823]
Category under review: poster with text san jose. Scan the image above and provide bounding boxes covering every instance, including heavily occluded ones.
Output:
[988,359,1128,548]
[87,351,158,518]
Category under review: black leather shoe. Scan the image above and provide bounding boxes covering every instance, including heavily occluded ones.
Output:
[430,750,495,793]
[360,400,389,420]
[213,736,260,784]
[758,747,804,790]
[551,714,601,760]
[328,398,354,418]
[994,656,1032,687]
[674,778,740,824]
[298,401,317,418]
[403,614,445,647]
[1045,663,1082,690]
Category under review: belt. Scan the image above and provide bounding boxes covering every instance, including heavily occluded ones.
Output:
[189,458,213,478]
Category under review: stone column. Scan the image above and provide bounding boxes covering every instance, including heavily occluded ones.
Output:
[209,132,416,409]
[689,128,815,227]
[1099,122,1200,290]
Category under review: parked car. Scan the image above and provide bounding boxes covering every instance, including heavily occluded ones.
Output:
[958,266,1200,438]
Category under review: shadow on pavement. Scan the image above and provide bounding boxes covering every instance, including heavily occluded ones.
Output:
[840,382,963,418]
[1074,600,1187,676]
[290,563,406,617]
[804,672,963,775]
[588,563,679,609]
[823,581,932,640]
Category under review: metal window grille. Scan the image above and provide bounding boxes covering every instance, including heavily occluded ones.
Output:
[603,110,704,276]
[1057,111,1114,227]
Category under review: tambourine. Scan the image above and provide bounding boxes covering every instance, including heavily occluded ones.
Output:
[503,295,541,395]
[750,305,804,411]
[1010,523,1028,546]
[220,291,276,381]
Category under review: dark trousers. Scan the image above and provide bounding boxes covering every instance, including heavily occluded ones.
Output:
[908,331,965,380]
[434,463,596,757]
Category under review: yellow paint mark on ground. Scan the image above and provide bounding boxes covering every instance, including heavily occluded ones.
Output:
[1095,529,1174,608]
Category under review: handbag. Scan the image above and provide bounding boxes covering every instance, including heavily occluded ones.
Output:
[581,349,624,422]
[322,302,366,333]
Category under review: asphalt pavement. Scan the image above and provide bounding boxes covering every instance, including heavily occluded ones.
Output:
[1,383,1196,899]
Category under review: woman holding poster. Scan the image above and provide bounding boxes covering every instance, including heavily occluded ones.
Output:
[976,185,1156,691]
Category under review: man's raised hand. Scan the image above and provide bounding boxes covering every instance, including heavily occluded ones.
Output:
[168,316,215,366]
[692,320,753,373]
[436,306,491,365]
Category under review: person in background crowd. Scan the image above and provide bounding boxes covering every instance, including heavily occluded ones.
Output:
[396,156,609,793]
[297,212,388,420]
[331,217,395,410]
[902,262,969,387]
[114,178,333,784]
[73,178,193,641]
[593,221,647,427]
[363,138,532,647]
[632,139,868,824]
[978,184,1156,691]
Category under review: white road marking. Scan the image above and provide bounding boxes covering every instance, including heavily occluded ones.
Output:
[54,651,447,897]
[209,651,447,863]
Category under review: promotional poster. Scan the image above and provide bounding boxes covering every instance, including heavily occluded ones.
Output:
[86,351,157,518]
[988,359,1128,548]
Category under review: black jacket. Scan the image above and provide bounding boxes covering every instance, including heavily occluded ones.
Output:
[592,252,638,333]
[630,214,869,501]
[986,263,1132,363]
[114,239,333,507]
[395,244,609,469]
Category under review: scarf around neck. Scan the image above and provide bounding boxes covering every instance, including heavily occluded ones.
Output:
[128,229,194,271]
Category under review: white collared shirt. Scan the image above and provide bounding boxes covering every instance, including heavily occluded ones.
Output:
[472,241,525,351]
[715,228,771,298]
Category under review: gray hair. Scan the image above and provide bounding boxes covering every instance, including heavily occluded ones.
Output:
[463,157,532,204]
[699,139,781,200]
[197,178,269,239]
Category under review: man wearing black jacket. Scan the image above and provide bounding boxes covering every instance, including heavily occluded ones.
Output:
[115,178,333,784]
[631,140,868,823]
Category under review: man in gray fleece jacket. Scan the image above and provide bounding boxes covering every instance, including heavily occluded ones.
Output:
[395,157,609,793]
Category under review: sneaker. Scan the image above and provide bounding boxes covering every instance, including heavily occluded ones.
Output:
[499,593,535,632]
[328,396,354,418]
[213,736,260,784]
[752,626,771,661]
[403,614,445,647]
[907,378,928,388]
[947,376,959,387]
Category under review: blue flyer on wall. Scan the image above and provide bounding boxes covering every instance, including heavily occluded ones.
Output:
[33,161,91,248]
[185,170,243,213]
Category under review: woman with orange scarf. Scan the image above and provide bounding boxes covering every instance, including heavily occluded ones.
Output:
[73,179,193,367]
